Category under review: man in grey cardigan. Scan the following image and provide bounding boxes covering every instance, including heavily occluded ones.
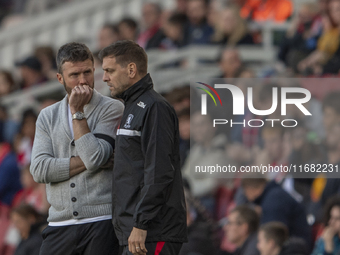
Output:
[30,42,124,255]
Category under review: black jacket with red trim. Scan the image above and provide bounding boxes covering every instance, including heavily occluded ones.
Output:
[112,73,187,245]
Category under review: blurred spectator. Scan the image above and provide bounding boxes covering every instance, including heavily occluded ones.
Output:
[34,46,57,80]
[312,195,340,255]
[287,125,323,204]
[255,125,287,179]
[175,0,187,15]
[182,112,231,214]
[322,92,340,135]
[137,2,163,49]
[207,0,221,29]
[10,204,45,255]
[256,124,302,201]
[184,0,214,45]
[0,70,17,97]
[0,105,20,145]
[163,85,190,114]
[0,142,21,206]
[257,222,289,255]
[229,82,263,148]
[97,23,120,50]
[241,178,311,246]
[177,107,190,168]
[212,6,254,46]
[258,221,309,255]
[39,98,58,111]
[0,0,13,25]
[298,0,340,75]
[219,47,243,78]
[14,109,37,168]
[15,56,48,89]
[278,3,322,73]
[240,0,293,23]
[12,164,49,215]
[283,84,324,140]
[118,18,138,41]
[158,13,187,50]
[321,0,340,74]
[179,189,216,255]
[221,205,259,255]
[319,123,340,207]
[318,0,330,15]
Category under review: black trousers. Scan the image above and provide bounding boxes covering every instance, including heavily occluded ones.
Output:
[122,242,182,255]
[39,219,119,255]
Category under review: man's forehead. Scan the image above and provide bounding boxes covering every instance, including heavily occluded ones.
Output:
[102,56,117,65]
[102,57,123,70]
[62,59,93,70]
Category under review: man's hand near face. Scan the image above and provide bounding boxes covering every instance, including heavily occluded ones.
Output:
[69,85,93,114]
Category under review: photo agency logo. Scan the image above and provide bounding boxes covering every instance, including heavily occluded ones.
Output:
[196,82,312,128]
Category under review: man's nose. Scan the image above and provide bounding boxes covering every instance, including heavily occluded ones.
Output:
[79,74,87,85]
[103,72,108,82]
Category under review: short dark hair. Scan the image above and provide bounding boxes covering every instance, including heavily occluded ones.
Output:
[56,42,94,74]
[260,222,289,248]
[168,13,187,27]
[11,204,41,221]
[102,23,119,35]
[231,205,259,234]
[241,178,267,188]
[98,40,148,76]
[118,18,138,30]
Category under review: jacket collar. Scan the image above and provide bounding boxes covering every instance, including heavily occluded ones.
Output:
[119,73,153,104]
[253,180,278,205]
[60,89,101,140]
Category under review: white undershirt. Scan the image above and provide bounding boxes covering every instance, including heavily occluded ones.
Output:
[68,105,74,138]
[49,215,112,226]
[48,105,112,227]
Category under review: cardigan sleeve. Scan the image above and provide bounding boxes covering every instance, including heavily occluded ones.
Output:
[30,110,70,184]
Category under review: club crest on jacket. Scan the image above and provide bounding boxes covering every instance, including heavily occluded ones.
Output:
[124,114,134,128]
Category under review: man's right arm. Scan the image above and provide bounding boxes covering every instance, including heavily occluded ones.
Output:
[30,112,86,184]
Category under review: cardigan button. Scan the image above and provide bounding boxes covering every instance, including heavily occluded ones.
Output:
[73,211,78,216]
[71,197,77,202]
[70,183,75,188]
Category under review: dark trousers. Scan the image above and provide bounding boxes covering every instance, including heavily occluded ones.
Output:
[39,219,119,255]
[122,242,182,255]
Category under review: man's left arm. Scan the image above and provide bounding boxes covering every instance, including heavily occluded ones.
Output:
[130,102,177,241]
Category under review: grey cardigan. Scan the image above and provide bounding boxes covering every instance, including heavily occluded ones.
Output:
[30,90,124,222]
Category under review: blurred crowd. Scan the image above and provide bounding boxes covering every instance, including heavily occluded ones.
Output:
[1,0,340,255]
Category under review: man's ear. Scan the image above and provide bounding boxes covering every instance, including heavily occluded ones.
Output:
[127,63,137,79]
[57,73,64,85]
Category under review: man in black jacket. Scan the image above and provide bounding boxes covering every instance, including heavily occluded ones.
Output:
[99,40,187,255]
[241,178,311,247]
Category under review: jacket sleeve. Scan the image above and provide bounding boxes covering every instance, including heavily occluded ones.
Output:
[133,102,177,230]
[74,100,124,172]
[30,111,70,184]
